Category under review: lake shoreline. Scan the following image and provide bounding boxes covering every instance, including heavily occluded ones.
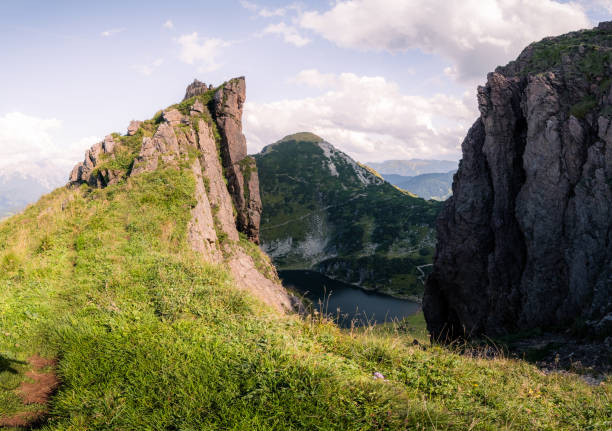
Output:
[279,269,421,328]
[276,268,424,303]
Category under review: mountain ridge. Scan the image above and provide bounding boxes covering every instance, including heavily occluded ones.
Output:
[367,159,458,177]
[381,171,456,201]
[67,77,290,311]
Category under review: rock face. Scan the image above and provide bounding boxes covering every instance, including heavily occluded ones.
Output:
[424,23,612,339]
[183,79,209,100]
[212,78,262,243]
[69,135,122,187]
[69,78,290,312]
[127,120,142,136]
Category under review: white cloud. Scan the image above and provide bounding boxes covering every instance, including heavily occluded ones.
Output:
[263,22,310,47]
[299,0,592,82]
[163,20,174,29]
[0,112,100,186]
[240,0,258,12]
[176,33,231,72]
[244,70,477,161]
[101,28,125,37]
[578,0,612,14]
[240,1,301,17]
[134,58,164,76]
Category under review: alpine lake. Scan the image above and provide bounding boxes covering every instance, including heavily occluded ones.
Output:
[279,270,421,328]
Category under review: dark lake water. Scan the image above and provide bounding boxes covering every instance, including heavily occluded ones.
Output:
[279,270,421,328]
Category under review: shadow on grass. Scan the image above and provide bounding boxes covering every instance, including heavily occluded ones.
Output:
[0,355,26,374]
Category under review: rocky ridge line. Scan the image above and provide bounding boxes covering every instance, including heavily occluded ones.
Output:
[69,78,291,311]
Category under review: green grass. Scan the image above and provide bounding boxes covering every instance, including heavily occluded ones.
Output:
[238,232,278,281]
[0,161,609,430]
[521,28,612,75]
[570,95,598,119]
[277,132,324,144]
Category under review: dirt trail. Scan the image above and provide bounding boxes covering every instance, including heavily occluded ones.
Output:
[0,355,58,428]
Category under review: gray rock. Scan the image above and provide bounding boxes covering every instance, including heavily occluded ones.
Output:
[102,135,115,153]
[183,79,209,100]
[190,99,205,115]
[162,109,183,126]
[127,120,142,136]
[598,21,612,31]
[131,123,182,175]
[424,23,612,339]
[68,138,112,186]
[211,77,263,243]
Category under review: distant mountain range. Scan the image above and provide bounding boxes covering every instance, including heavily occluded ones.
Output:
[381,171,455,201]
[367,159,458,177]
[0,169,66,218]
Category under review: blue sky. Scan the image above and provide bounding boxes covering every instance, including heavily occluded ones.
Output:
[0,0,610,186]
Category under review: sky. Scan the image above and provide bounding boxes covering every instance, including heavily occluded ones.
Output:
[0,0,610,186]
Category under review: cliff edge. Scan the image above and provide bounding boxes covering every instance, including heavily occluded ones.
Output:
[424,22,612,339]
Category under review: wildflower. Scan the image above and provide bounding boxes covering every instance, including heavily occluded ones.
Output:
[373,372,385,380]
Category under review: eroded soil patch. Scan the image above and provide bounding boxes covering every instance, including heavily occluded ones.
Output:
[0,355,58,428]
[0,410,46,428]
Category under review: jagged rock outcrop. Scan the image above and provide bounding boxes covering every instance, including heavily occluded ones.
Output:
[212,78,262,243]
[183,79,209,100]
[69,135,121,187]
[424,22,612,339]
[69,78,290,311]
[131,122,184,175]
[127,120,142,136]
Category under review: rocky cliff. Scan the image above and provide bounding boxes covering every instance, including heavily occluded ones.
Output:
[424,22,612,339]
[255,133,442,298]
[69,78,290,311]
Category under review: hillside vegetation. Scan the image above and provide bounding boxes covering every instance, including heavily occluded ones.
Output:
[255,133,442,299]
[0,166,610,430]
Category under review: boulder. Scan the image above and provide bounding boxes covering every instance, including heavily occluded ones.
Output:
[127,120,142,136]
[162,109,183,126]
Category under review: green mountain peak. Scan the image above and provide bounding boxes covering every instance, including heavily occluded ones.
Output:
[277,131,324,143]
[254,134,442,298]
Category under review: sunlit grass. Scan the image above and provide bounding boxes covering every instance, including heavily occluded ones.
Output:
[0,166,609,430]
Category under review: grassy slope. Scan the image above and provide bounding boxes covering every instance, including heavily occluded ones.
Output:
[256,138,441,298]
[0,162,609,429]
